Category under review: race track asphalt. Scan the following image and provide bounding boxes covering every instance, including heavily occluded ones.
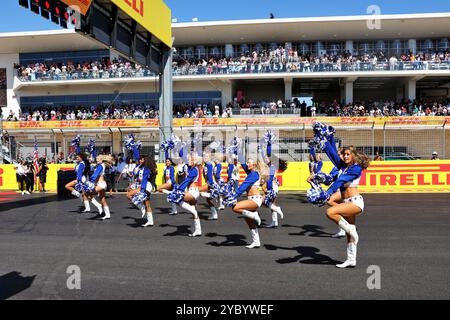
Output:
[0,192,448,300]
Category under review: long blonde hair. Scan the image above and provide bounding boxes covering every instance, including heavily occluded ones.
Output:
[97,154,114,167]
[344,147,370,170]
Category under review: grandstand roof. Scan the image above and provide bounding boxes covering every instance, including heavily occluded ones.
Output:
[1,13,449,54]
[0,29,102,54]
[172,12,450,45]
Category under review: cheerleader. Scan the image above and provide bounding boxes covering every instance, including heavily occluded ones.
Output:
[213,154,225,210]
[224,151,264,249]
[308,123,370,268]
[227,155,240,193]
[259,131,287,228]
[306,142,323,188]
[157,158,178,215]
[126,158,142,206]
[199,153,219,220]
[327,149,346,238]
[177,156,189,185]
[86,155,114,220]
[166,154,203,237]
[132,155,158,227]
[65,153,91,212]
[261,157,287,228]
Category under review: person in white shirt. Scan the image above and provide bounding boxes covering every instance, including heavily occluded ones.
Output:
[14,160,29,195]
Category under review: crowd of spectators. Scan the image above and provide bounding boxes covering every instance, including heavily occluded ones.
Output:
[5,104,159,121]
[315,99,450,117]
[173,49,450,75]
[17,47,450,81]
[17,57,151,82]
[5,98,449,121]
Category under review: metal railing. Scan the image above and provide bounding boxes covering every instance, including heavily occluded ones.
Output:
[17,60,450,82]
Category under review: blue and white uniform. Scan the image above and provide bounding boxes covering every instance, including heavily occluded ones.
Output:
[138,166,153,193]
[309,146,323,175]
[90,163,107,190]
[203,161,214,187]
[236,162,262,207]
[323,136,364,211]
[213,162,223,183]
[164,165,175,185]
[177,162,189,184]
[178,166,200,199]
[227,162,239,191]
[75,161,87,184]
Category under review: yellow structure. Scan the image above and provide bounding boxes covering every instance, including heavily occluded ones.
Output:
[2,161,449,193]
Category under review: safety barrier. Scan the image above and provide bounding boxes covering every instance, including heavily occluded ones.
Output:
[1,160,449,193]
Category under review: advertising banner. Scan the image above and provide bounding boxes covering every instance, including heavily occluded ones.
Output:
[1,161,448,193]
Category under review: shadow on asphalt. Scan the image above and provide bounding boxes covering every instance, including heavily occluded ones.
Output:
[0,272,36,300]
[159,224,192,236]
[0,194,69,212]
[282,224,334,237]
[264,244,341,265]
[204,232,247,247]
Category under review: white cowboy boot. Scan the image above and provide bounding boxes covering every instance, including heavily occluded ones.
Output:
[142,211,154,227]
[245,229,261,249]
[242,210,261,226]
[338,218,359,244]
[332,228,346,238]
[336,242,357,268]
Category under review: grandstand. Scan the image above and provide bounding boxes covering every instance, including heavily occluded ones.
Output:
[0,13,449,163]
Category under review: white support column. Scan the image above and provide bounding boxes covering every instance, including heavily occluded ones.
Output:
[408,39,417,55]
[284,78,293,102]
[159,48,173,160]
[405,79,416,101]
[221,80,232,107]
[0,54,20,119]
[345,40,354,54]
[343,77,358,104]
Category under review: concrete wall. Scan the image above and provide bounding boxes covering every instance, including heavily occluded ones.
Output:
[0,54,20,117]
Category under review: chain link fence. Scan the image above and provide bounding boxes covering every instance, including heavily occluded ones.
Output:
[3,122,448,163]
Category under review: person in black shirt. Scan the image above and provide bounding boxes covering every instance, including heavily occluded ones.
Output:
[37,158,49,192]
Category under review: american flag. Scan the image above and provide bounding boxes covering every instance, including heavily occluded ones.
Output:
[33,141,39,174]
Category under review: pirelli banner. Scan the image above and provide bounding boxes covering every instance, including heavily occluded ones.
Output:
[3,117,449,130]
[0,161,449,193]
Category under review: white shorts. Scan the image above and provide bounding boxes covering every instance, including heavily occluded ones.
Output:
[144,183,153,193]
[343,195,364,212]
[97,181,107,190]
[188,187,199,200]
[248,195,262,208]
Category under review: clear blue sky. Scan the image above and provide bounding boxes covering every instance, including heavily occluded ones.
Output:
[0,0,449,32]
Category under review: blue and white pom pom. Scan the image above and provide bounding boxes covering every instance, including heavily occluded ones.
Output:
[264,189,278,207]
[312,172,334,186]
[132,191,147,206]
[306,186,329,206]
[264,130,276,144]
[71,135,81,146]
[167,189,185,204]
[83,181,96,193]
[223,192,238,207]
[125,134,136,151]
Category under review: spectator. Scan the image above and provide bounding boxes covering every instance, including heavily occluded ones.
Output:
[373,151,384,161]
[431,151,440,160]
[37,157,49,192]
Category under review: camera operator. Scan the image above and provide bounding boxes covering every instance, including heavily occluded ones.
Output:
[37,157,49,192]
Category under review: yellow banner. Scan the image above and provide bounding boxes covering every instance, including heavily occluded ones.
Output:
[60,0,93,16]
[111,0,172,48]
[2,119,160,130]
[1,161,449,193]
[4,117,448,131]
[173,116,450,127]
